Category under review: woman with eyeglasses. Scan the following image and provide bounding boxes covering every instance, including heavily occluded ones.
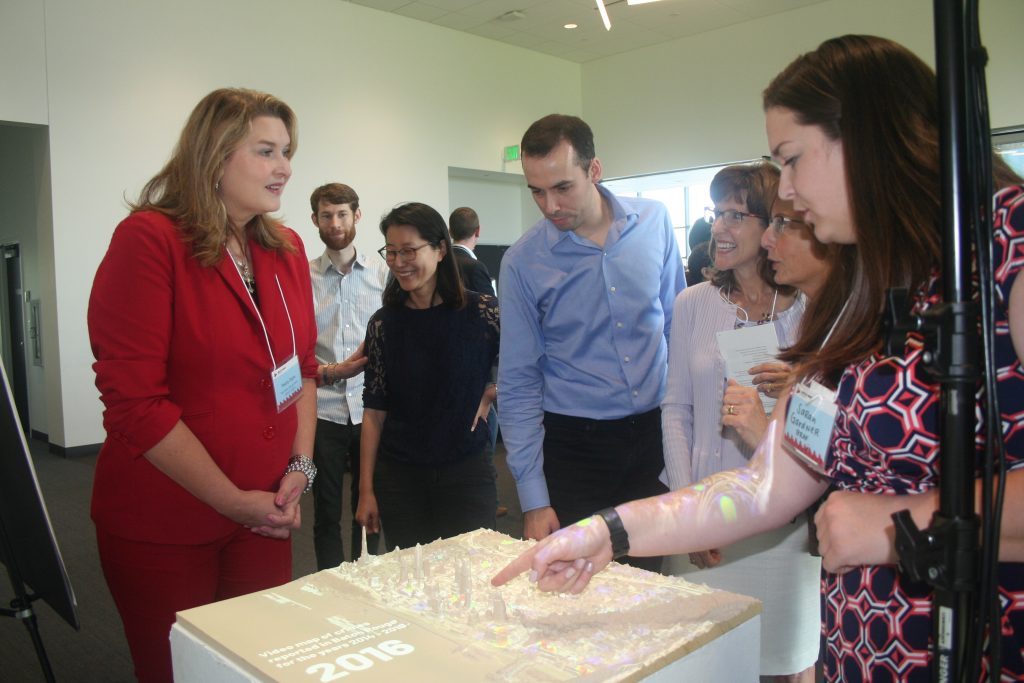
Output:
[661,162,819,681]
[355,202,499,551]
[722,199,855,451]
[493,35,1024,681]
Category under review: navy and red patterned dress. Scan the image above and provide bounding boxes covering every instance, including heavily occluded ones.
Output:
[821,186,1024,682]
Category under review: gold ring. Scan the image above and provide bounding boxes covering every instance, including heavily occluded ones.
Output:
[766,383,774,393]
[727,404,736,415]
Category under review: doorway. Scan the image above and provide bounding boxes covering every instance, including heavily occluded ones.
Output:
[0,243,30,433]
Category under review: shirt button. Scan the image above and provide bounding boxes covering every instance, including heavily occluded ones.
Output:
[616,322,623,328]
[624,356,630,362]
[610,286,617,293]
[259,378,272,389]
[262,426,276,440]
[632,390,639,396]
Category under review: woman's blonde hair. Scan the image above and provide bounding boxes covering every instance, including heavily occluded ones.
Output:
[130,87,298,266]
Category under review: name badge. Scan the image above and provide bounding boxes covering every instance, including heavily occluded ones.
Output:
[272,355,302,413]
[782,378,838,474]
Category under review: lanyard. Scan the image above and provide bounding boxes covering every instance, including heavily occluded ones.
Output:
[227,247,296,370]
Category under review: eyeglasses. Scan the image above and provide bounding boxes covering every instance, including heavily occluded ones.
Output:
[713,209,767,227]
[378,243,434,262]
[769,215,808,234]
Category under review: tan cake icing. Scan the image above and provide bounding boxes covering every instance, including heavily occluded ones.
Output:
[175,529,760,682]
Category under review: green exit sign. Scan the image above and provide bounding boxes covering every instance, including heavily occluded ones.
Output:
[503,145,520,162]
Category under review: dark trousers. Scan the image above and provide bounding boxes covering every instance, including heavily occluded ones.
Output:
[312,418,379,568]
[543,407,668,573]
[374,451,497,552]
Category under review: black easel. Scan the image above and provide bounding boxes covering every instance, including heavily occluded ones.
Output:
[0,531,57,683]
[887,1,1005,681]
[0,359,79,681]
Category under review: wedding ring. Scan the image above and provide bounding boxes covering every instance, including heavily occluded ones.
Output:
[727,404,736,415]
[765,382,774,394]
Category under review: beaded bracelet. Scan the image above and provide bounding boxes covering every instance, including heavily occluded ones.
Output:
[284,455,317,493]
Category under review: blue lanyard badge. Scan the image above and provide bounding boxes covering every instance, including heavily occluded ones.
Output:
[272,355,302,413]
[782,378,838,474]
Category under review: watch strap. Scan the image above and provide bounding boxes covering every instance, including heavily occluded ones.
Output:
[596,507,630,559]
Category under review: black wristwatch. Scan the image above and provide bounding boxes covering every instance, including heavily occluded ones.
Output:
[595,507,630,559]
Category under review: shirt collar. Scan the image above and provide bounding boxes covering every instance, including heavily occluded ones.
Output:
[317,248,365,274]
[453,243,476,259]
[544,183,639,250]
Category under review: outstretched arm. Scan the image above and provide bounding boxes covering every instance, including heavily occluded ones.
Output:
[493,416,828,591]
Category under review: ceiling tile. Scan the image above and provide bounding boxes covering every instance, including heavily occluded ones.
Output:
[338,0,830,63]
[393,2,449,20]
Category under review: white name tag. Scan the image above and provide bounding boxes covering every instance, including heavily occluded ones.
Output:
[272,355,302,413]
[782,378,838,474]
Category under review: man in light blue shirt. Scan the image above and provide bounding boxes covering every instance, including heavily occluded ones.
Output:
[309,183,389,569]
[498,115,685,571]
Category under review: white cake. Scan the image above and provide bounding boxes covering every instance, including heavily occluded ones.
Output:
[175,530,760,682]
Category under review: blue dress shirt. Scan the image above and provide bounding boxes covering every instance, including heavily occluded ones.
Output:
[497,184,685,512]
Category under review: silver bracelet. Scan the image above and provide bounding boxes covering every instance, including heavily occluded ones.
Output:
[284,455,316,493]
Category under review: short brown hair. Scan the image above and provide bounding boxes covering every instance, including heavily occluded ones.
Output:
[310,183,359,214]
[131,88,298,266]
[707,162,794,296]
[448,207,479,242]
[521,114,595,171]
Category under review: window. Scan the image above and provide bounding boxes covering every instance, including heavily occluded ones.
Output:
[602,160,758,257]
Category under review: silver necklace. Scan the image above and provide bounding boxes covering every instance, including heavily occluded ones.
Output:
[228,239,255,295]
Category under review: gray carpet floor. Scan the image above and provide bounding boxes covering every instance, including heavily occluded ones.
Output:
[0,439,523,682]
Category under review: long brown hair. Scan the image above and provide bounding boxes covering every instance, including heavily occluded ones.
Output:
[130,88,298,266]
[765,36,1021,384]
[763,36,945,383]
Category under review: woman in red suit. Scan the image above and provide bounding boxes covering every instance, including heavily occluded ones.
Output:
[88,88,333,683]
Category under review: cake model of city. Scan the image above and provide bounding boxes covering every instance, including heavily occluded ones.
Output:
[298,529,758,682]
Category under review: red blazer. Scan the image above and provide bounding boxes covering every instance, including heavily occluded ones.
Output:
[88,211,318,544]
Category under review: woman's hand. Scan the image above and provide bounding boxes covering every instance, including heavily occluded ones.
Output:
[749,361,792,399]
[492,514,613,593]
[356,491,380,535]
[471,384,496,432]
[319,342,370,385]
[688,548,723,569]
[814,489,935,574]
[246,471,307,538]
[722,380,769,449]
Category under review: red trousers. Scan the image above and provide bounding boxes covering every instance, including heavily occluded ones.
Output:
[96,526,291,683]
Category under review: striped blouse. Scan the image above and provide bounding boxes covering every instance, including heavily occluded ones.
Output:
[662,281,805,488]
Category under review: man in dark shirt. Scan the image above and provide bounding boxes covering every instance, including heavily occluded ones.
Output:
[448,206,504,516]
[449,207,495,296]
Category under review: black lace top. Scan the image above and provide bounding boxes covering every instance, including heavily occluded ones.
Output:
[362,291,499,465]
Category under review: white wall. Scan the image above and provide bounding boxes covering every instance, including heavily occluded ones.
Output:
[448,169,534,246]
[22,0,581,447]
[582,0,1024,178]
[0,0,47,125]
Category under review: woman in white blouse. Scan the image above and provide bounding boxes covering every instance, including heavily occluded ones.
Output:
[661,162,819,682]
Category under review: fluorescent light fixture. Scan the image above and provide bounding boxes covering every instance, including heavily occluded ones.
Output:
[595,0,611,30]
[626,0,663,4]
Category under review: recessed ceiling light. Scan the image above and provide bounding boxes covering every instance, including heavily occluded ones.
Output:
[564,23,578,29]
